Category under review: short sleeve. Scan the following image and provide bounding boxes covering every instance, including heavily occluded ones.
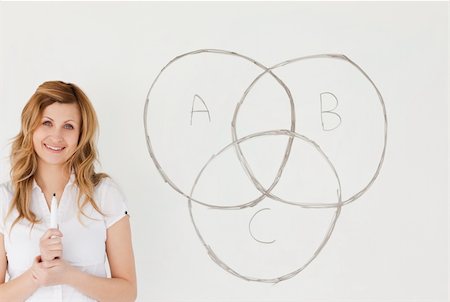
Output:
[100,178,129,229]
[0,184,8,235]
[0,190,4,235]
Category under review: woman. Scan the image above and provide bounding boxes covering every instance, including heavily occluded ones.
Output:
[0,81,137,301]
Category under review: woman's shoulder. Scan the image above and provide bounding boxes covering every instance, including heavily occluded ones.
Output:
[95,176,127,201]
[96,175,121,191]
[94,176,128,219]
[0,181,13,198]
[0,181,13,210]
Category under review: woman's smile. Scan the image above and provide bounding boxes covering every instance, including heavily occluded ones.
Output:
[43,143,66,153]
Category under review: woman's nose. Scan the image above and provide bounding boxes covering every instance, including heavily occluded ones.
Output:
[50,127,64,142]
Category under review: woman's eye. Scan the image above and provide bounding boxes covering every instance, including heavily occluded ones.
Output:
[64,124,74,130]
[43,121,52,126]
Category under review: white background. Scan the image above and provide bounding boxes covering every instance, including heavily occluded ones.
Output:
[0,2,448,301]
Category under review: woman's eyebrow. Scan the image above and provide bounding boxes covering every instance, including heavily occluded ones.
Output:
[43,116,77,123]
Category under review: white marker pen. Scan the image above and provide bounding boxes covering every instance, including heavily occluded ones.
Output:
[50,193,58,229]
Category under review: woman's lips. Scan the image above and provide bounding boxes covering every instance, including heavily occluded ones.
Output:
[44,143,66,153]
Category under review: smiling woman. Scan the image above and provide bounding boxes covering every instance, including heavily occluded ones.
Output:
[0,81,137,302]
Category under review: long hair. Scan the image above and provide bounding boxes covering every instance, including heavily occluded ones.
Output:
[8,81,108,230]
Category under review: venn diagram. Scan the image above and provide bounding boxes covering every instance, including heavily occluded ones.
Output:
[144,49,387,283]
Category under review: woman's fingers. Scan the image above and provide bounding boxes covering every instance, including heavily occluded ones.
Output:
[41,258,62,269]
[40,229,64,261]
[41,229,63,241]
[41,238,61,249]
[46,243,63,252]
[40,249,62,261]
[41,251,62,261]
[43,238,62,250]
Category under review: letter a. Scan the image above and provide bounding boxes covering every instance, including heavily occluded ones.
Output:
[320,92,342,131]
[190,94,211,125]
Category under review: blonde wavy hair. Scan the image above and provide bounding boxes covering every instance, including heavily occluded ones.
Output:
[8,81,108,230]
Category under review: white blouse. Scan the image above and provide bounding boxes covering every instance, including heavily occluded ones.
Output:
[0,174,128,301]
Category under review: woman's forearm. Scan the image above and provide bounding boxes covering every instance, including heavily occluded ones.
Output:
[0,268,39,301]
[65,267,136,302]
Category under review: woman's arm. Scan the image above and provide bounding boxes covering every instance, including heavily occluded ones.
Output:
[64,216,137,302]
[0,233,40,301]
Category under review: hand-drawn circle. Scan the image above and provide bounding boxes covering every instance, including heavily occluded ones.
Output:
[231,54,387,208]
[144,49,296,208]
[188,129,343,283]
[248,208,276,244]
[143,50,387,283]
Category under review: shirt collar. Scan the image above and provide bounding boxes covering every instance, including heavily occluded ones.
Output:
[32,172,76,192]
[32,179,39,191]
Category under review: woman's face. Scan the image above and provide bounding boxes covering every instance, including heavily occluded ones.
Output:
[32,102,81,167]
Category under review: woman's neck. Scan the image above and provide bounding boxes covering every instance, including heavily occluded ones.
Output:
[34,162,71,203]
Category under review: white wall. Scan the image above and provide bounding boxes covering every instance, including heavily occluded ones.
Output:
[0,2,448,301]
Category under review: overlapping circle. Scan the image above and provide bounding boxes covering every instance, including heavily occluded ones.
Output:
[144,49,387,283]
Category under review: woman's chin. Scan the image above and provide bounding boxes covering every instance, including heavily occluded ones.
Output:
[38,157,69,167]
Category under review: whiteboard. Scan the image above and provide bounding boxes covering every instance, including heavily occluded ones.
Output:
[0,2,448,301]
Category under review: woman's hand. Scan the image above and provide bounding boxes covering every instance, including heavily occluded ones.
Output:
[31,255,76,287]
[31,228,74,287]
[39,229,63,262]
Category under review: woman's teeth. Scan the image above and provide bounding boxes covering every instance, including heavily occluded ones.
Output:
[45,144,65,151]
